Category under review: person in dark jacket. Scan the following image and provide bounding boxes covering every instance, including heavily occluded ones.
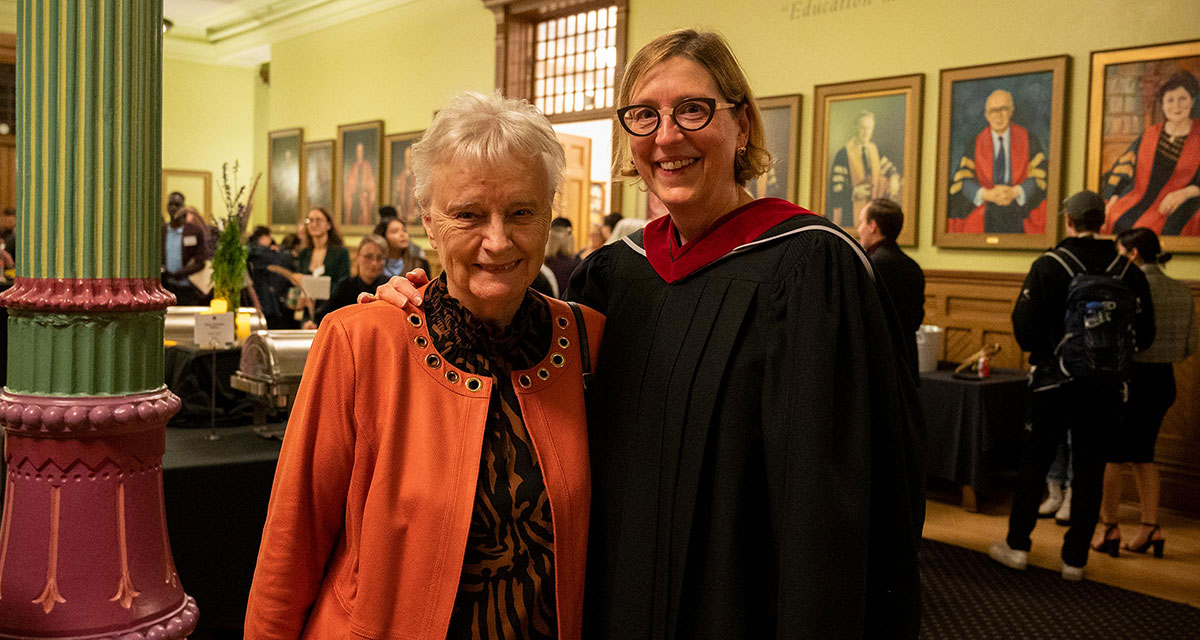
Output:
[857,198,924,372]
[161,210,211,306]
[247,226,298,329]
[990,190,1155,581]
[308,235,390,328]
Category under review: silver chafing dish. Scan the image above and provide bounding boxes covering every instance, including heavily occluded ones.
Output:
[164,306,266,346]
[231,330,317,430]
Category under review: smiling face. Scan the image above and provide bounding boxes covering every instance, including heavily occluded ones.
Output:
[984,90,1013,134]
[305,208,330,240]
[1162,86,1195,125]
[422,158,551,325]
[627,56,749,229]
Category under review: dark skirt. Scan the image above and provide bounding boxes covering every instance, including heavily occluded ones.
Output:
[1111,362,1176,463]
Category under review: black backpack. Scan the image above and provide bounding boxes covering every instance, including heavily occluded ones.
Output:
[1047,248,1139,380]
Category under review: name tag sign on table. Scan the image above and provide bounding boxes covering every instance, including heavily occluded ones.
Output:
[194,312,235,347]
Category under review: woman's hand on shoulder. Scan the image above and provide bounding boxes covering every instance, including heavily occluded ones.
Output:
[356,270,430,311]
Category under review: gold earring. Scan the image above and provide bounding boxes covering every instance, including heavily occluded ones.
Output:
[737,146,747,155]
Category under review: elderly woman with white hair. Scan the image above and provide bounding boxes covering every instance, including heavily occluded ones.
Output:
[245,91,603,640]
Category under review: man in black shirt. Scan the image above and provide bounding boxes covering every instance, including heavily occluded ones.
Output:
[857,198,925,374]
[990,190,1155,580]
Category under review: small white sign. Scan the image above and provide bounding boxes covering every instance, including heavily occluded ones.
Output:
[301,274,332,301]
[194,312,235,347]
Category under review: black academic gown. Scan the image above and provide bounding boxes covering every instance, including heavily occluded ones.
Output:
[567,199,925,640]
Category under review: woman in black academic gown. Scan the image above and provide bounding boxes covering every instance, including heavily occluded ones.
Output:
[364,29,925,639]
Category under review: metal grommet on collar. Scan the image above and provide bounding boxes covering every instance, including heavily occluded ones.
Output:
[557,336,570,349]
[445,371,459,384]
[551,353,565,368]
[518,374,532,388]
[425,354,441,369]
[556,316,569,329]
[465,377,483,392]
[408,314,422,327]
[537,368,550,380]
[415,336,428,348]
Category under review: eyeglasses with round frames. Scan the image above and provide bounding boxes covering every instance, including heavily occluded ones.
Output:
[616,97,738,137]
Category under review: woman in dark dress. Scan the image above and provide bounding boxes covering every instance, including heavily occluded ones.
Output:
[1102,70,1200,236]
[296,207,351,289]
[1092,228,1198,557]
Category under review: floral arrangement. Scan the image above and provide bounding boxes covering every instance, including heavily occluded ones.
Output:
[211,161,260,308]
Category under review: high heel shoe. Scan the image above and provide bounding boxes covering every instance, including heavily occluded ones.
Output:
[1123,523,1165,558]
[1090,522,1120,558]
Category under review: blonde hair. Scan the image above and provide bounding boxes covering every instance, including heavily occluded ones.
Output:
[614,29,771,186]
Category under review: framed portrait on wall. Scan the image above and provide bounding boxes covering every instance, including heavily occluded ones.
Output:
[1086,39,1200,250]
[268,128,304,230]
[934,55,1068,249]
[336,120,384,232]
[752,94,802,203]
[811,74,923,246]
[302,139,334,225]
[161,169,212,223]
[382,130,424,236]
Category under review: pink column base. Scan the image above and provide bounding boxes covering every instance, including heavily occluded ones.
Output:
[0,390,197,640]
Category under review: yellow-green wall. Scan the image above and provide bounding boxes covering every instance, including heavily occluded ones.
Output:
[269,0,493,141]
[167,0,1200,277]
[162,58,265,227]
[625,0,1200,277]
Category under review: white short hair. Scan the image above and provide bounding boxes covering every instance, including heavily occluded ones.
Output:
[411,91,565,212]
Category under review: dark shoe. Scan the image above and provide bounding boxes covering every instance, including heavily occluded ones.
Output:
[1123,523,1165,558]
[1090,522,1120,558]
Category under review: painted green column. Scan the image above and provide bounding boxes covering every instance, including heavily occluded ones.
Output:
[0,2,197,638]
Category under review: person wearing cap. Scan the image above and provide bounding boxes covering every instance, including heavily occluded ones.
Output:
[989,189,1154,581]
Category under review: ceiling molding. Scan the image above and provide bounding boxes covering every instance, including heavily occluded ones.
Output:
[0,0,418,67]
[162,0,419,67]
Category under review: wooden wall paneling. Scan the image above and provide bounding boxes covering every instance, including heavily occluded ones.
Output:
[923,270,1027,369]
[924,271,1200,517]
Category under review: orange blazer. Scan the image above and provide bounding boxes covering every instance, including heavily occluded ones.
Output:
[245,292,603,640]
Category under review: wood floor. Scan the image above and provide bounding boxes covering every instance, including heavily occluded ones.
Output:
[923,489,1200,608]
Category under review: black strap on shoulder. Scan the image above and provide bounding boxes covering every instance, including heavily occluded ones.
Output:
[566,301,592,388]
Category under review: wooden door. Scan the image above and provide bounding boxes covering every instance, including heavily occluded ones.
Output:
[555,132,592,253]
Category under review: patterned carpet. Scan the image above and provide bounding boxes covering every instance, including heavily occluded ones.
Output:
[920,539,1200,639]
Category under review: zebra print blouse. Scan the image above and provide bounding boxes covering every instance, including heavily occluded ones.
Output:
[426,278,558,640]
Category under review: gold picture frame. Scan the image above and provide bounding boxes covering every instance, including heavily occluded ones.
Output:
[335,120,384,234]
[268,128,304,231]
[934,55,1068,250]
[382,130,424,237]
[300,139,334,233]
[161,169,212,223]
[753,94,802,204]
[1085,39,1200,250]
[812,74,923,246]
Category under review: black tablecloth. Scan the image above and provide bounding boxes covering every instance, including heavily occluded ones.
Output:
[164,344,257,428]
[919,367,1028,493]
[163,424,282,634]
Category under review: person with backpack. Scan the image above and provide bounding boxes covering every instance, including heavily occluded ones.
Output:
[990,189,1155,581]
[1092,228,1197,558]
